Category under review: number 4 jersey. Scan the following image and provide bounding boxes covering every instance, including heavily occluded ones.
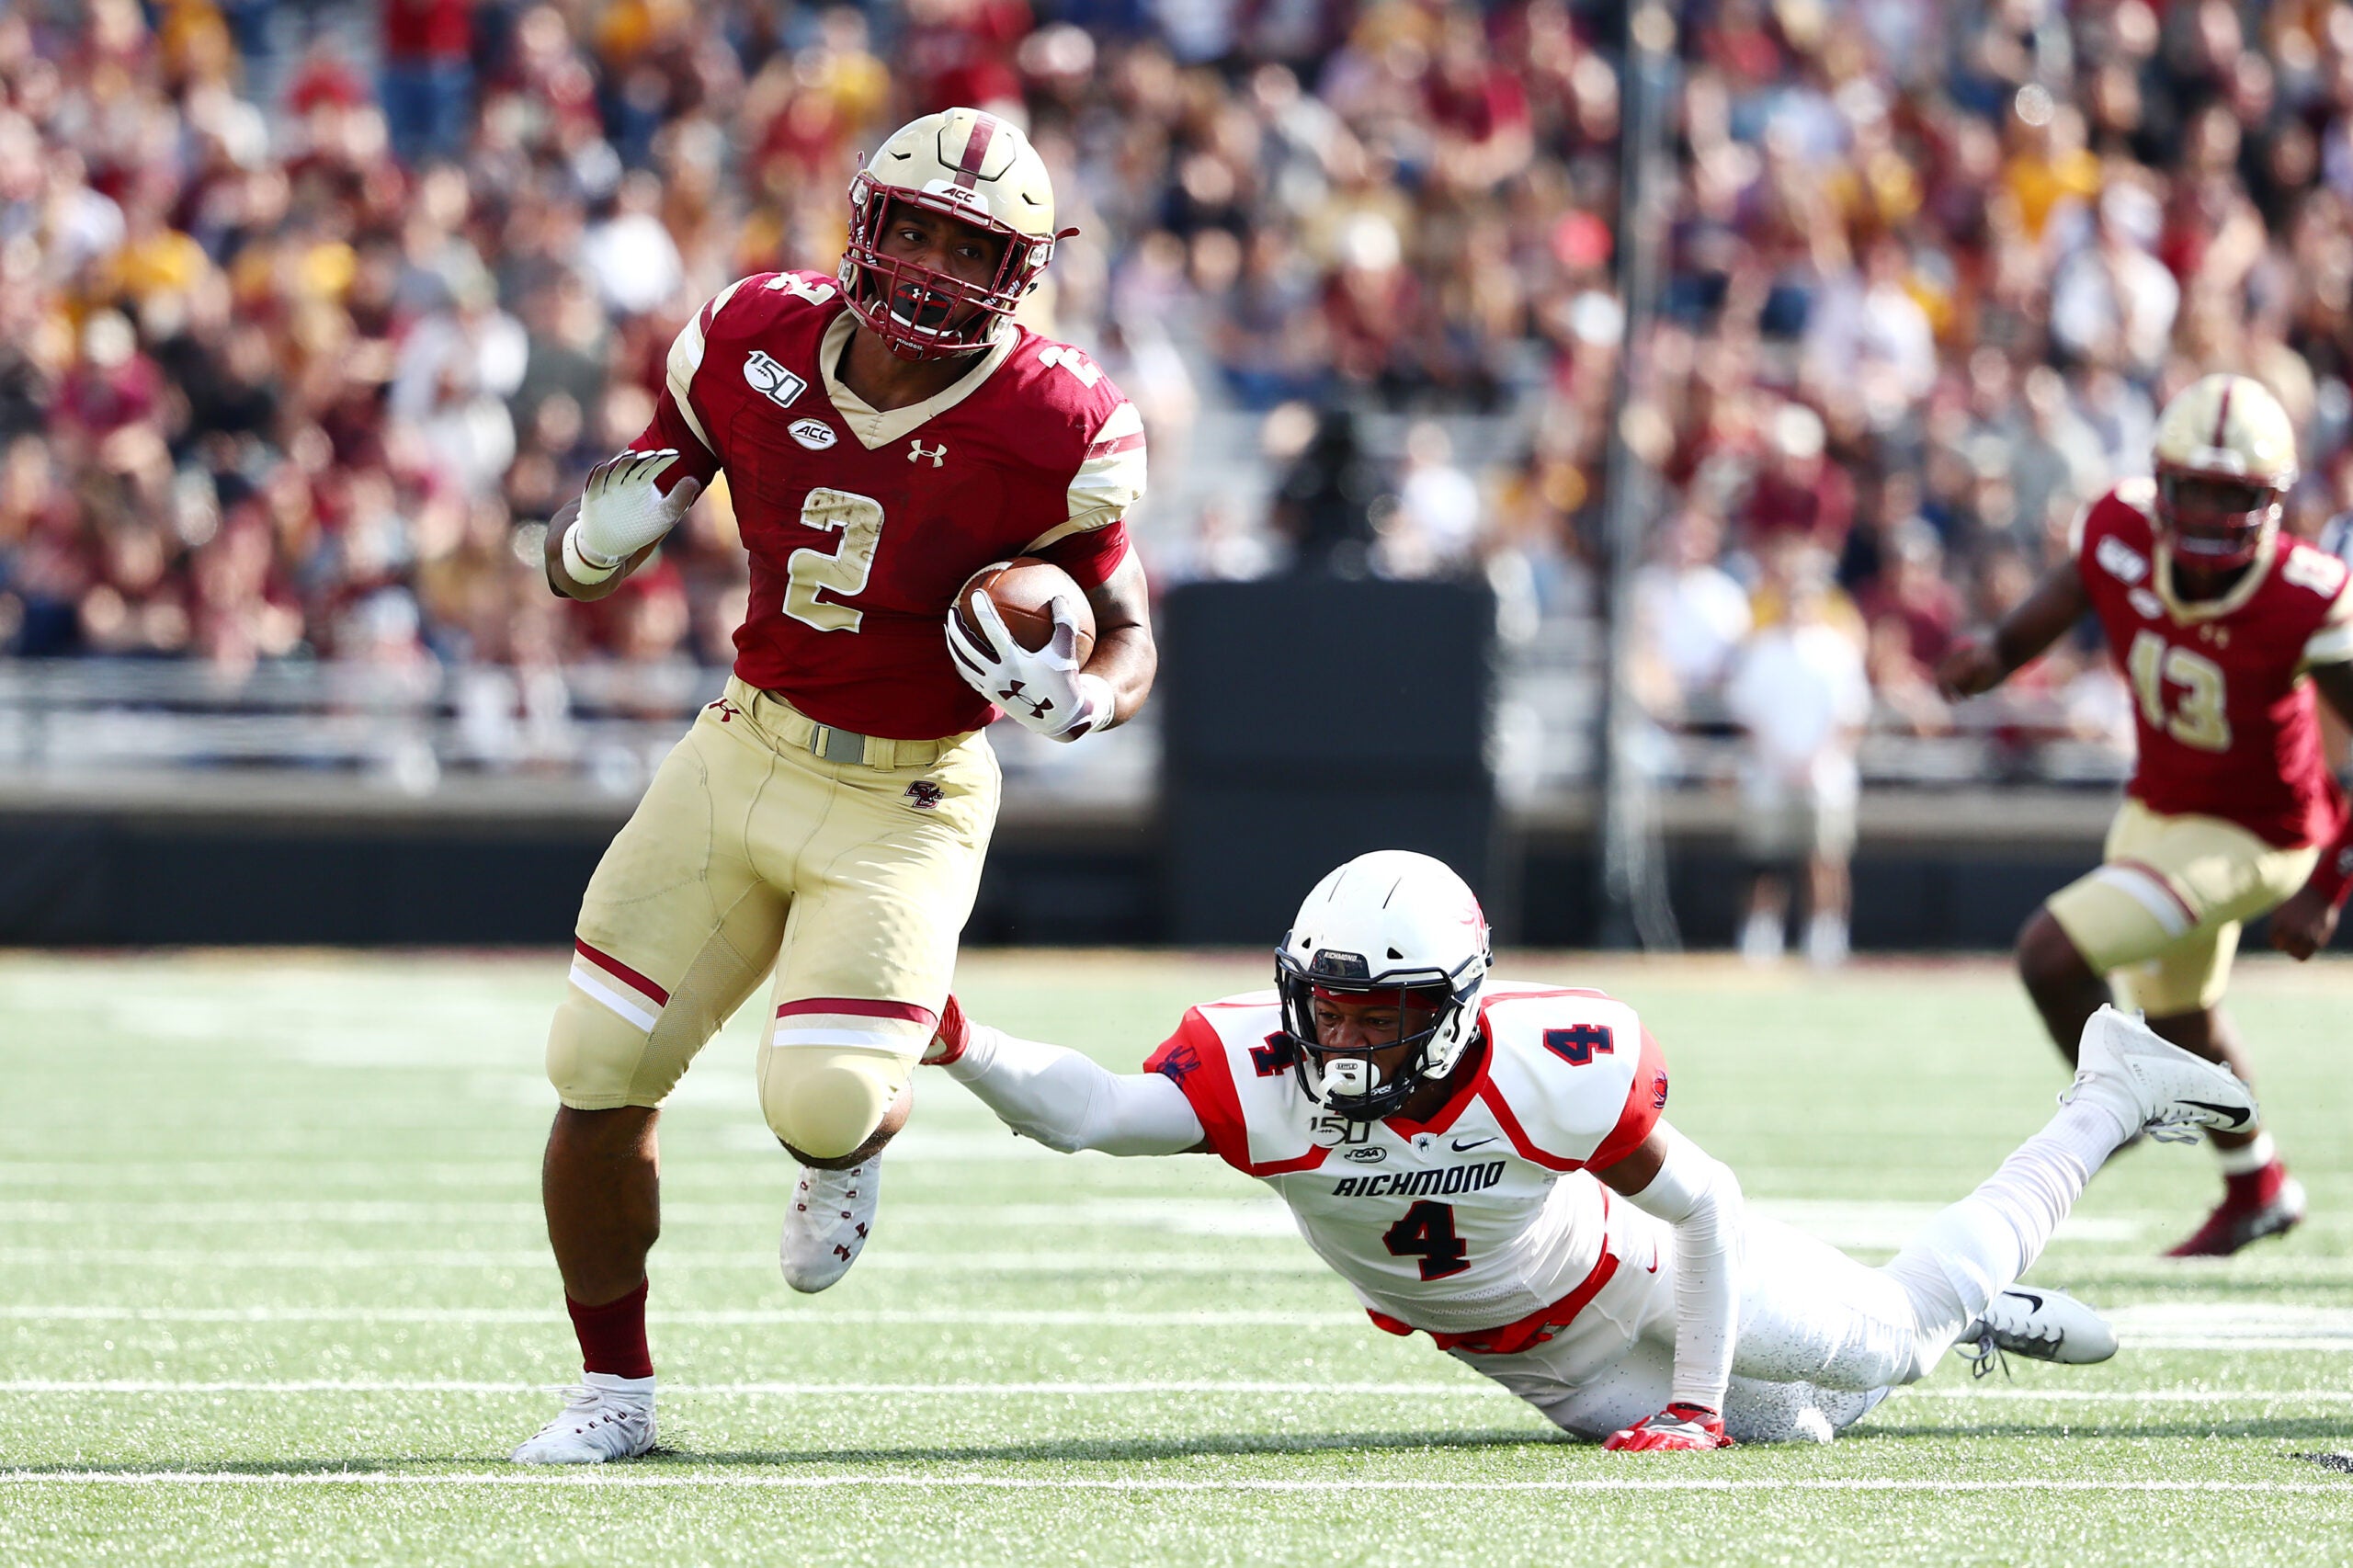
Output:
[1142,983,1670,1346]
[635,270,1145,740]
[2073,482,2353,849]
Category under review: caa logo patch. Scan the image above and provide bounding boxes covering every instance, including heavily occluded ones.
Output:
[744,350,808,410]
[1342,1145,1387,1165]
[2096,535,2149,585]
[789,418,837,451]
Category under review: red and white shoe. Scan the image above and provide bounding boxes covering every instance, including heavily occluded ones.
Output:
[2165,1165,2306,1257]
[780,1161,880,1293]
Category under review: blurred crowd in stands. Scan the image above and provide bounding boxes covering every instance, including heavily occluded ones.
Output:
[6,0,2353,783]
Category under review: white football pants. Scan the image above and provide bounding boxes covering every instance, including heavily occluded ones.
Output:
[1451,1099,2124,1442]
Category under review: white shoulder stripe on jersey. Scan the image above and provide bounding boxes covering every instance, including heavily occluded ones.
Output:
[663,278,749,457]
[1028,413,1147,553]
[1089,401,1146,444]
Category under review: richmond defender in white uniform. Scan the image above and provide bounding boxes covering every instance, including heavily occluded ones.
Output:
[926,851,2260,1447]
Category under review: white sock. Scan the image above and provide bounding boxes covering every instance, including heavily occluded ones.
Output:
[1805,912,1849,968]
[1878,1099,2124,1374]
[2215,1131,2275,1174]
[1740,910,1782,962]
[583,1371,654,1403]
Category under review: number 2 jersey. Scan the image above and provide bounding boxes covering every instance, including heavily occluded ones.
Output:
[1142,982,1669,1349]
[634,270,1146,740]
[2074,482,2353,849]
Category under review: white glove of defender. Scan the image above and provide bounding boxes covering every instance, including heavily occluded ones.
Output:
[944,585,1111,742]
[562,449,703,584]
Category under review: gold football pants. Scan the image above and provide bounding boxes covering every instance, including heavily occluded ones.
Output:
[546,676,999,1157]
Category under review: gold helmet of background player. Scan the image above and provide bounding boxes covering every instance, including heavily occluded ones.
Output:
[2151,373,2299,570]
[838,108,1071,362]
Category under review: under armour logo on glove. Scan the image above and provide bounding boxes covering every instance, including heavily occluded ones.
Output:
[944,589,1110,743]
[995,679,1055,721]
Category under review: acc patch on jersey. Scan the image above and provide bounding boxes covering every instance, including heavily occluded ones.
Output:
[788,417,837,450]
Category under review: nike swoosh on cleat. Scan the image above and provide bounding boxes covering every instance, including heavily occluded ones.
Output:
[2180,1100,2253,1128]
[1450,1137,1496,1153]
[2004,1290,2044,1311]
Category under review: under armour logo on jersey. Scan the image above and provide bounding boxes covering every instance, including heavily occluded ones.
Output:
[1154,1042,1201,1085]
[744,350,808,410]
[909,439,948,467]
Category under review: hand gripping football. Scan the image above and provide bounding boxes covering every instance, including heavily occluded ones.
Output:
[953,557,1096,665]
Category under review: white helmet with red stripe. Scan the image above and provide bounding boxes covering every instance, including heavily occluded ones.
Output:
[1274,851,1493,1121]
[2152,373,2299,569]
[839,108,1069,361]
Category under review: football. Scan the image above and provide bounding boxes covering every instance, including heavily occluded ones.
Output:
[954,556,1097,664]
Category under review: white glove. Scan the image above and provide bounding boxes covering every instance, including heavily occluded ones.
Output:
[562,449,703,583]
[944,586,1112,742]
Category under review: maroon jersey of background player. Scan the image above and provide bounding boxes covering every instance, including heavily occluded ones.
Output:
[636,269,1145,740]
[2074,479,2353,850]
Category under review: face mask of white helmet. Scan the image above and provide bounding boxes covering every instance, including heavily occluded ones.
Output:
[1272,850,1495,1122]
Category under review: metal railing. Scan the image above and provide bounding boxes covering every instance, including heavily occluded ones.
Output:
[0,648,2128,812]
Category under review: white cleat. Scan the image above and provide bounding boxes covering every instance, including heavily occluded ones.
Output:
[1957,1287,2119,1377]
[780,1161,880,1293]
[510,1372,656,1463]
[2061,1006,2258,1145]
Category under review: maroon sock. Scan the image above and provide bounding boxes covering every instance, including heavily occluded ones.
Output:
[566,1279,653,1380]
[2225,1162,2286,1208]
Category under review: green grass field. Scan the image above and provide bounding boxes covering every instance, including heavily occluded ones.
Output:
[5,949,2353,1566]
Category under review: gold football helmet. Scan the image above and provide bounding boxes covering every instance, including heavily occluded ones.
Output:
[2151,374,2299,568]
[838,108,1070,360]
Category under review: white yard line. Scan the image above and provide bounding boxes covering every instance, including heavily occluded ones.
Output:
[0,1305,1366,1326]
[0,1248,1325,1275]
[0,1200,1302,1232]
[2,1471,2347,1494]
[6,1379,2353,1403]
[1,1379,1482,1396]
[12,1301,2353,1348]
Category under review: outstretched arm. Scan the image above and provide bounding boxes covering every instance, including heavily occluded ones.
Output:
[1591,1122,1745,1450]
[926,997,1209,1156]
[1936,561,2090,699]
[2271,661,2353,959]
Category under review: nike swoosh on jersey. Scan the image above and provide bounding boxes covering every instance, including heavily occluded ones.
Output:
[1450,1136,1496,1153]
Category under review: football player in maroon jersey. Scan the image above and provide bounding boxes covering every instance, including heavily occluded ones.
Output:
[513,108,1157,1462]
[1940,374,2353,1258]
